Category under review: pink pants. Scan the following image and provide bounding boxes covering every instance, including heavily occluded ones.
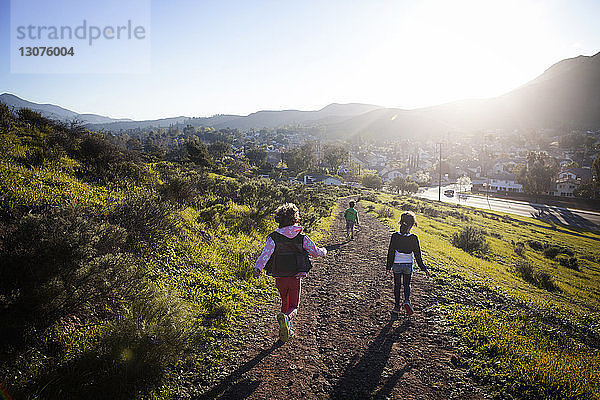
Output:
[275,277,301,320]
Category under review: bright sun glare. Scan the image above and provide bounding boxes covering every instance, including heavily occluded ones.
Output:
[365,0,559,109]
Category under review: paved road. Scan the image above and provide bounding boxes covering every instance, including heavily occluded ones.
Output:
[416,185,600,231]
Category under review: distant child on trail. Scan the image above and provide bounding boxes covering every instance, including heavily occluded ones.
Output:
[344,201,359,240]
[253,203,327,342]
[386,211,430,316]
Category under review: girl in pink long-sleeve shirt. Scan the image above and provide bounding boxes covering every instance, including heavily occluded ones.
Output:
[253,203,327,342]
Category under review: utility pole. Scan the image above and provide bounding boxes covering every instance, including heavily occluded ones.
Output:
[438,142,442,202]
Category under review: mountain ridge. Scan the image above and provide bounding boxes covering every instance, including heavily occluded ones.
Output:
[2,51,599,135]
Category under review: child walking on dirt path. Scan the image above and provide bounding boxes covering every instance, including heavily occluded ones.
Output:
[386,211,430,316]
[253,203,327,342]
[343,201,359,241]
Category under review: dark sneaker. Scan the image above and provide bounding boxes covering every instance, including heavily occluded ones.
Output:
[392,306,400,314]
[403,302,414,316]
[277,312,290,342]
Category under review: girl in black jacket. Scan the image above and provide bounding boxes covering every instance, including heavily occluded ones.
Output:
[386,211,430,315]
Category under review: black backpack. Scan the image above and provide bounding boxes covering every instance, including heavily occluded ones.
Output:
[264,231,313,277]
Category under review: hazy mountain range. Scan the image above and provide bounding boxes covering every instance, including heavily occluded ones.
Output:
[2,51,599,138]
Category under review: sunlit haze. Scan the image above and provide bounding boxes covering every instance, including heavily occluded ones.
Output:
[1,0,599,120]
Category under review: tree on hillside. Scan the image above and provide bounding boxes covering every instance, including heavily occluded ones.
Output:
[284,143,316,173]
[559,131,595,151]
[361,173,383,190]
[515,152,559,197]
[208,141,231,161]
[182,124,195,136]
[0,103,11,134]
[575,153,600,200]
[244,145,267,166]
[389,176,418,195]
[323,144,349,173]
[389,176,406,194]
[186,140,214,168]
[404,180,419,195]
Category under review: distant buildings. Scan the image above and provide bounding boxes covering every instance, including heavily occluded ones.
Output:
[473,172,523,194]
[302,174,343,186]
[551,167,593,197]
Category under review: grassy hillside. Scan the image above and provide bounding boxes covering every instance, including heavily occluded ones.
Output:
[0,105,353,399]
[363,193,600,399]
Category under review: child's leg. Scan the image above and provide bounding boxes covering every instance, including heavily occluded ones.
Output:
[286,278,302,321]
[275,277,290,313]
[393,272,402,306]
[402,273,412,303]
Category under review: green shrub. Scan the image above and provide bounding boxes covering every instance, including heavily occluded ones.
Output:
[543,246,561,259]
[446,210,470,221]
[514,242,525,256]
[159,175,197,204]
[557,256,579,271]
[17,108,49,127]
[515,260,535,284]
[515,261,559,292]
[527,240,545,251]
[377,206,395,219]
[421,206,440,217]
[535,270,559,292]
[542,245,574,259]
[0,205,145,342]
[452,226,489,254]
[359,192,378,203]
[19,288,198,400]
[109,190,175,252]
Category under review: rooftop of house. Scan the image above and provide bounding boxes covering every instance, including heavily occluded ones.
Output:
[562,168,593,181]
[487,172,518,181]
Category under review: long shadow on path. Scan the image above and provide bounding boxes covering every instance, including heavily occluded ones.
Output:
[325,242,347,252]
[196,341,283,400]
[329,318,412,399]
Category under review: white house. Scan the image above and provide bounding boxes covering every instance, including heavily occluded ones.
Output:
[485,173,523,193]
[558,168,593,183]
[303,174,343,186]
[553,180,578,197]
[551,167,593,197]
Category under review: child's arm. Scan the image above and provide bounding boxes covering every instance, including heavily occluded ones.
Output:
[386,234,395,271]
[253,236,275,277]
[413,236,430,276]
[303,236,327,257]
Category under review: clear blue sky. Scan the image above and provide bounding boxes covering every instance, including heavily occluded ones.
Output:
[1,0,599,120]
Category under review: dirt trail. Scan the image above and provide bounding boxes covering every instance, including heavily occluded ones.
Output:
[199,201,483,399]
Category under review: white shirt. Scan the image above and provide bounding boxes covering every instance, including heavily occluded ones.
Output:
[393,233,414,264]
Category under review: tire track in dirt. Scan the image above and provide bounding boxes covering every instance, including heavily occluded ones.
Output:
[198,200,484,399]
